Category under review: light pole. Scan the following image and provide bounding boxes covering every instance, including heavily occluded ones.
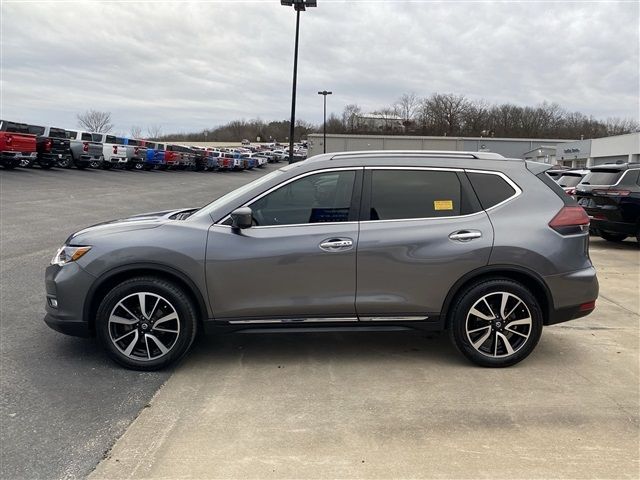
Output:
[317,90,332,153]
[281,0,317,163]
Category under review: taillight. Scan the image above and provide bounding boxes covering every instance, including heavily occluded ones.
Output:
[44,138,52,152]
[592,189,631,196]
[134,147,139,155]
[565,187,576,195]
[82,142,89,152]
[6,134,12,145]
[549,206,590,235]
[112,145,117,154]
[579,300,596,312]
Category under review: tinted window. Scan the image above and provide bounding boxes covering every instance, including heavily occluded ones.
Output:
[81,133,93,141]
[467,172,517,209]
[106,135,117,143]
[49,128,67,138]
[1,122,30,134]
[581,170,623,185]
[116,137,126,145]
[251,170,356,226]
[92,133,103,142]
[65,130,78,139]
[28,125,45,136]
[369,170,464,220]
[557,174,584,187]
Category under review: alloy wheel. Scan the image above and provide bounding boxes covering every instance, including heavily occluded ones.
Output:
[108,292,181,361]
[465,291,532,358]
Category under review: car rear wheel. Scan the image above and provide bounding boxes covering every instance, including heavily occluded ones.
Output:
[56,156,72,168]
[600,231,627,242]
[449,279,543,367]
[96,277,198,370]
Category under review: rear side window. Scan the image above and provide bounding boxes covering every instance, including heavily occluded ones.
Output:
[582,170,623,185]
[81,133,92,141]
[467,172,517,209]
[369,170,465,220]
[105,135,117,143]
[65,130,78,139]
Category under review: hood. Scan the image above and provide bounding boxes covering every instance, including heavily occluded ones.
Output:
[67,208,197,244]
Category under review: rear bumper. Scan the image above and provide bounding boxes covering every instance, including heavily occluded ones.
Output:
[589,219,637,236]
[544,266,599,325]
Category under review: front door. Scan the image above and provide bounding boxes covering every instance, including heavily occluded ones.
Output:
[206,168,362,321]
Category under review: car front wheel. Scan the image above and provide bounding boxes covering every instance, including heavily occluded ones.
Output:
[449,279,543,367]
[96,277,198,370]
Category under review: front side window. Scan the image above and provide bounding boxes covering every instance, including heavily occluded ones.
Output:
[250,170,356,226]
[369,169,464,220]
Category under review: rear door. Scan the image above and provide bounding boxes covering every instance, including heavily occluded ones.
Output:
[355,167,494,320]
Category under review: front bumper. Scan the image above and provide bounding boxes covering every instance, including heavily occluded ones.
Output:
[44,262,96,337]
[544,266,599,325]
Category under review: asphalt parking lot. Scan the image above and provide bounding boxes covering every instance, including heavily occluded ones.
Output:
[1,166,639,479]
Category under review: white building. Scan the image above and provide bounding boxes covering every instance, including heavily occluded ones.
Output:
[555,132,640,167]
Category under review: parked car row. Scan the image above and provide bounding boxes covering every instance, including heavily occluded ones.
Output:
[0,119,307,171]
[548,163,640,245]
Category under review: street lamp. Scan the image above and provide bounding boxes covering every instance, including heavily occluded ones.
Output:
[281,0,317,163]
[317,90,332,153]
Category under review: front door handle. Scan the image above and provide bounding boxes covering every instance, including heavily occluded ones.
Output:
[449,230,482,242]
[319,238,354,251]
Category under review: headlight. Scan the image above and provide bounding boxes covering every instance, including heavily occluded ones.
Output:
[51,245,92,266]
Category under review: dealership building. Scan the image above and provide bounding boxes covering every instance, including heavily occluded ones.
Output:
[307,132,640,167]
[553,132,640,168]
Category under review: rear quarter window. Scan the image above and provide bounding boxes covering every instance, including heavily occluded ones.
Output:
[466,172,517,209]
[81,133,93,141]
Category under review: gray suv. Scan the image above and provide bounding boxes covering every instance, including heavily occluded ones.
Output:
[44,151,599,370]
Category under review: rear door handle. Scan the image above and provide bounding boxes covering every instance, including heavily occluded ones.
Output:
[319,238,354,251]
[449,230,482,242]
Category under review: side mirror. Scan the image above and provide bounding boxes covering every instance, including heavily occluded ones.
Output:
[230,207,253,230]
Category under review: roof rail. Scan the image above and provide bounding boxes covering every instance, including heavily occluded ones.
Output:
[329,150,506,161]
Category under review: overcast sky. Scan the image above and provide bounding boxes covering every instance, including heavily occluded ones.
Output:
[2,0,638,136]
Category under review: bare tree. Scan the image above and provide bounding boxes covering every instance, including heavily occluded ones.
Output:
[130,125,143,138]
[342,104,362,133]
[394,92,420,125]
[76,109,113,133]
[146,124,163,140]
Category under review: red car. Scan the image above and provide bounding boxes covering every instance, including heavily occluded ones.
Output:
[0,120,37,169]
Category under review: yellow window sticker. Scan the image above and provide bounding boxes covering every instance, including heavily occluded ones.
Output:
[434,200,454,211]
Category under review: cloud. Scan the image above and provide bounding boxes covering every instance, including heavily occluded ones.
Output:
[1,0,638,135]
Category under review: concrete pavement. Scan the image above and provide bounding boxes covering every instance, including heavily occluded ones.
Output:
[90,238,640,479]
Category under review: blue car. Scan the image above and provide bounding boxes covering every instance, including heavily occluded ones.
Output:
[234,152,256,169]
[143,142,166,170]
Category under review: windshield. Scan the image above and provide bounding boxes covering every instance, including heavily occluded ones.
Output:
[192,168,287,219]
[557,174,584,187]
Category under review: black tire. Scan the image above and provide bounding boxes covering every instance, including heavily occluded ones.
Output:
[96,277,198,370]
[57,156,72,168]
[600,231,627,242]
[76,162,87,170]
[448,278,543,368]
[39,163,53,170]
[20,157,34,168]
[2,162,17,169]
[143,164,154,171]
[102,162,112,170]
